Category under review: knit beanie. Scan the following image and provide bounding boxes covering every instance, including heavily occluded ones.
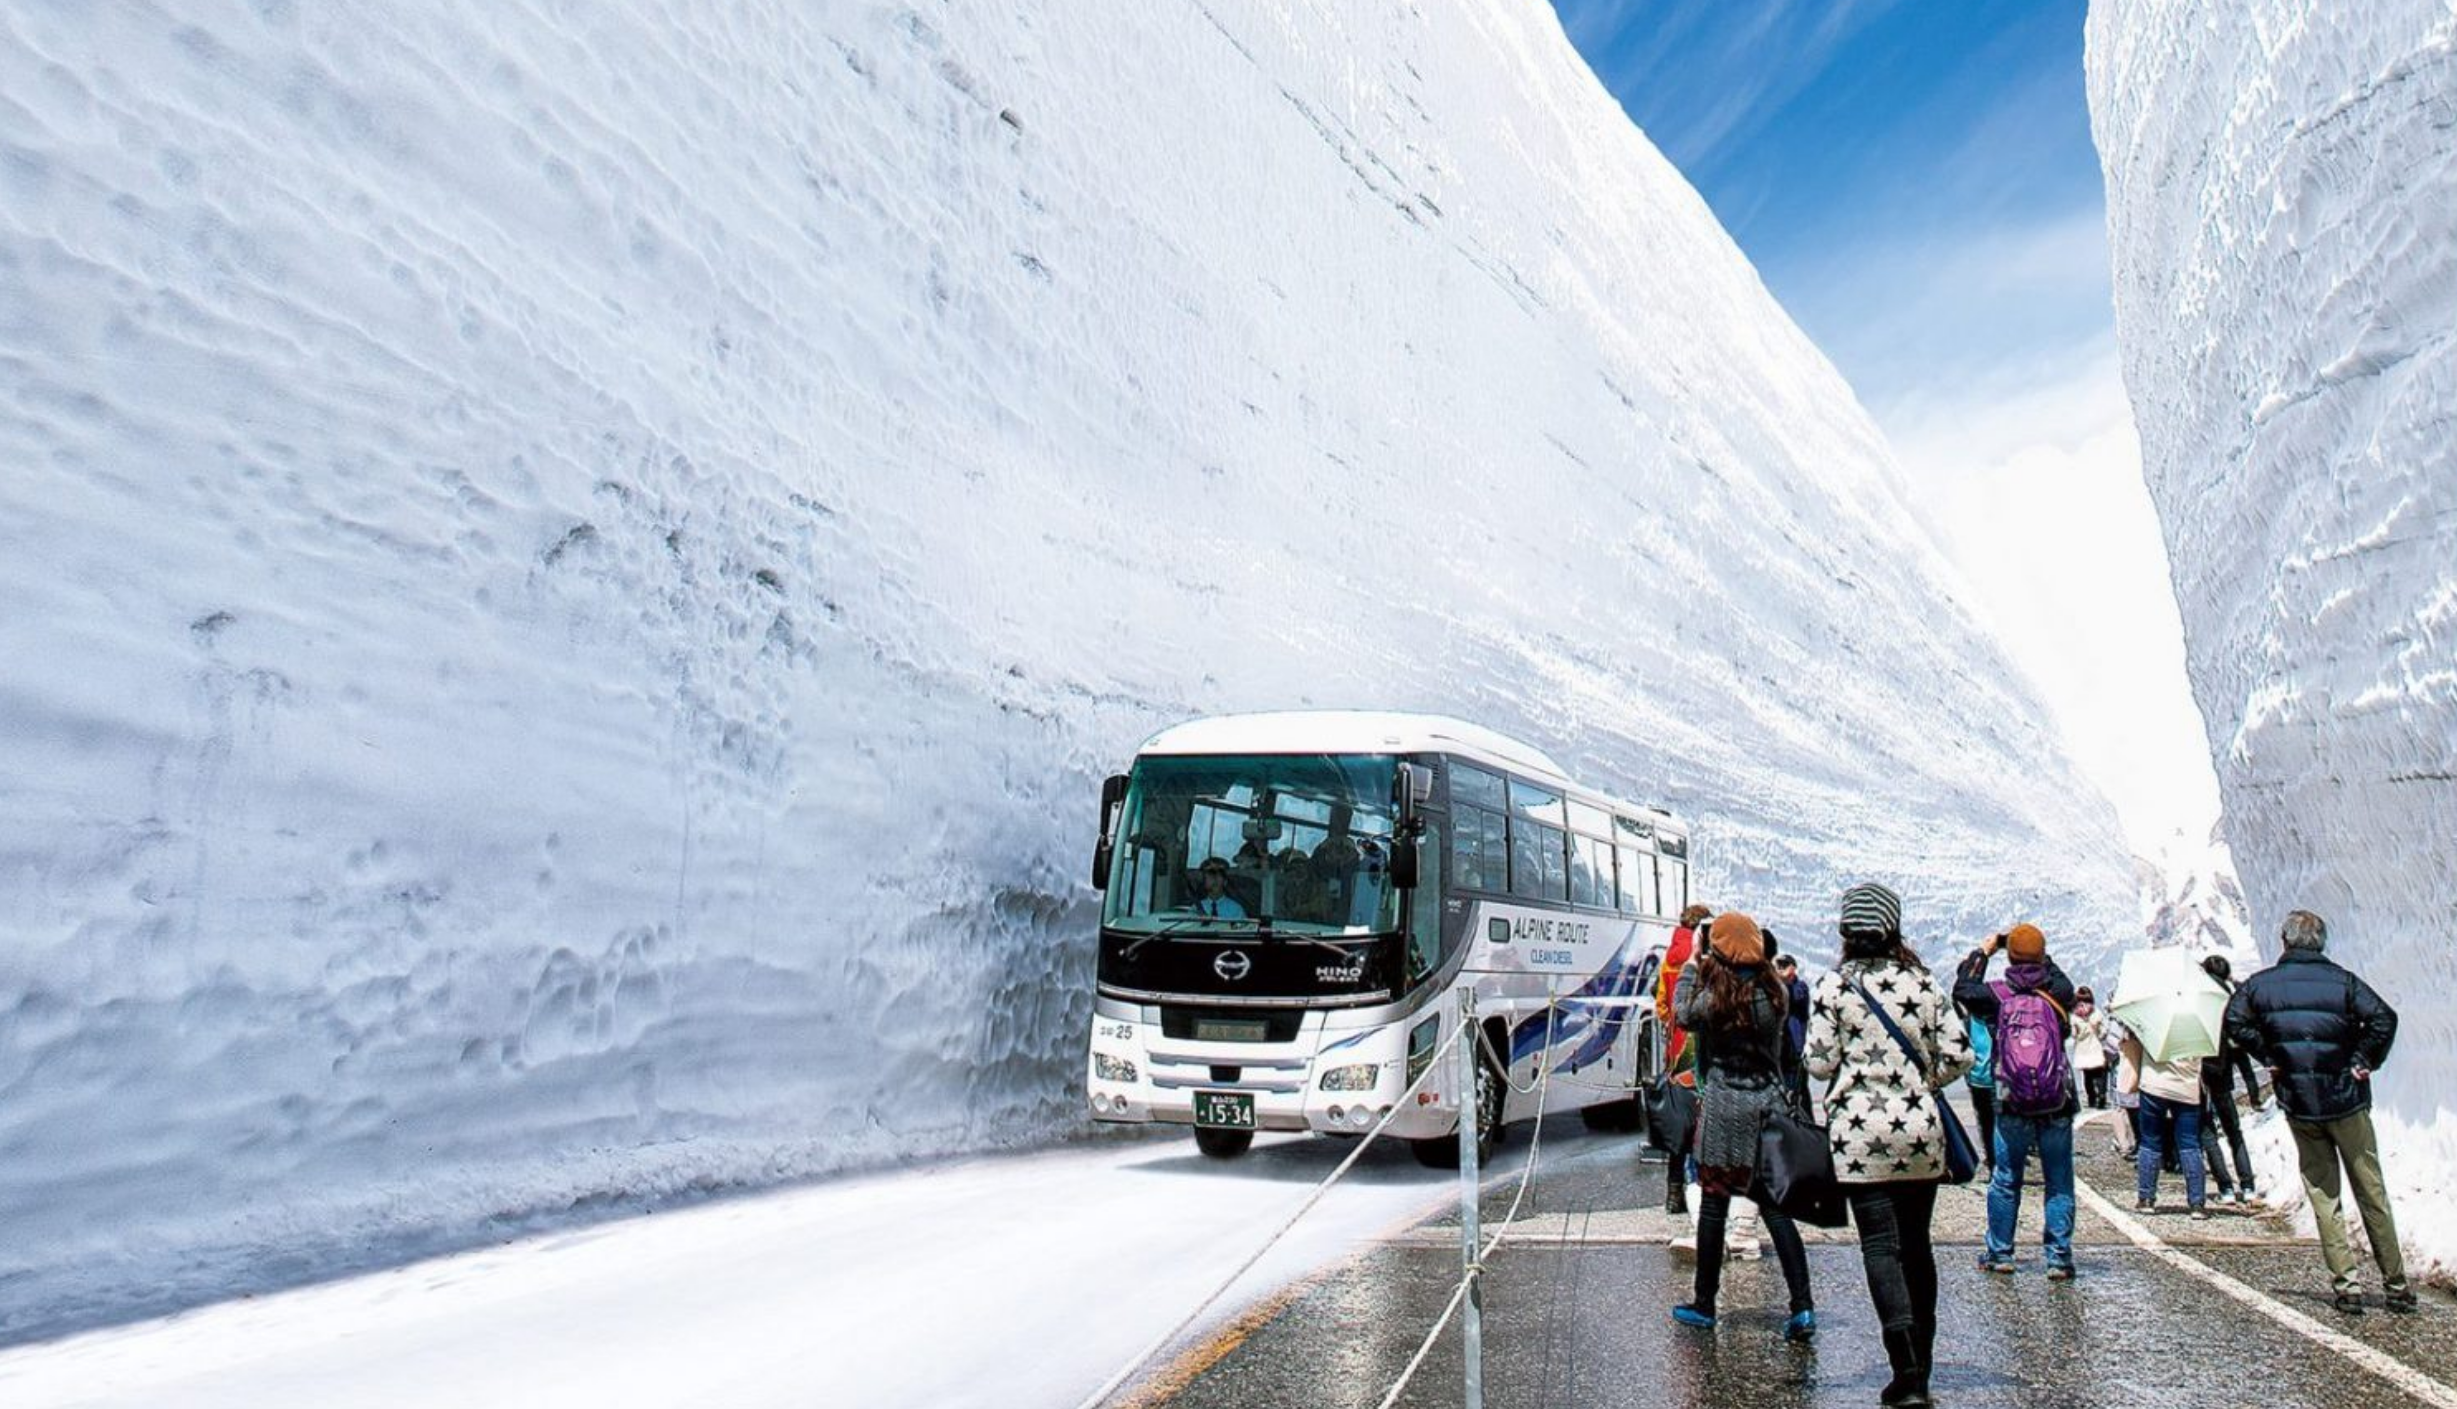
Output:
[1708,911,1765,965]
[1838,882,1902,938]
[2007,922,2047,963]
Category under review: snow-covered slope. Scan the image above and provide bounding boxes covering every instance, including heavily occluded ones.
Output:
[2088,0,2457,1264]
[2134,824,2254,962]
[1,0,2134,1334]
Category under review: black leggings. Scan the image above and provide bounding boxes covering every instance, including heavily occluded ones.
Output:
[2083,1067,2110,1108]
[2202,1093,2254,1192]
[1969,1086,1997,1167]
[1694,1191,1813,1315]
[1845,1180,1940,1338]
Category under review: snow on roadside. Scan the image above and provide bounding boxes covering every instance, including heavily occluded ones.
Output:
[0,1128,1531,1409]
[2088,0,2457,1278]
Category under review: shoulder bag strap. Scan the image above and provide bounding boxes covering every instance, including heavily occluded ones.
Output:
[1848,976,1931,1081]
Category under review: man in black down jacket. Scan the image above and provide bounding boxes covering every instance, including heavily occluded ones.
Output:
[2222,910,2409,1314]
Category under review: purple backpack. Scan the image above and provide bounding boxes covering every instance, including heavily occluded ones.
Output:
[1991,981,2072,1115]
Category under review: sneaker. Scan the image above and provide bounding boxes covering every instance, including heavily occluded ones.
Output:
[1784,1309,1818,1342]
[2334,1292,2366,1316]
[2190,1206,2212,1221]
[2386,1290,2420,1315]
[2135,1198,2156,1214]
[2046,1263,2078,1282]
[1977,1257,2016,1274]
[1666,1187,1689,1217]
[1671,1303,1717,1329]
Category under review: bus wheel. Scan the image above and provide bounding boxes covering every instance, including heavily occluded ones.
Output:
[1410,1036,1504,1169]
[1194,1128,1254,1159]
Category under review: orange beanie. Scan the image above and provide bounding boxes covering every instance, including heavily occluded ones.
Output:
[1708,911,1766,965]
[2007,922,2047,963]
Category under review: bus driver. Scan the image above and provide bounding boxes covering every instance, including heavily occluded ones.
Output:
[1189,857,1248,919]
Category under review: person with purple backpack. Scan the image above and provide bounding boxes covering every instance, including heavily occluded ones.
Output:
[1953,922,2081,1279]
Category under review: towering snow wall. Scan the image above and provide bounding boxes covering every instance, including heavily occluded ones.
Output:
[0,0,2136,1334]
[2088,1,2457,1262]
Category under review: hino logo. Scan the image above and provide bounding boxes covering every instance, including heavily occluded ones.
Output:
[1316,963,1365,984]
[1213,950,1253,981]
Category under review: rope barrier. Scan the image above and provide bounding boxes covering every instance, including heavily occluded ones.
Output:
[1074,1019,1467,1409]
[1083,985,1619,1409]
[1371,1002,1561,1409]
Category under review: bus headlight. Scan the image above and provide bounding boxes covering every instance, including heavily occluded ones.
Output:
[1094,1053,1138,1083]
[1318,1062,1380,1092]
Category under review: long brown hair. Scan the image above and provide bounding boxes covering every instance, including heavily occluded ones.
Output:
[1697,949,1786,1040]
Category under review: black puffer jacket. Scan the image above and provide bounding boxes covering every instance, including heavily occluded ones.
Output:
[2222,950,2397,1122]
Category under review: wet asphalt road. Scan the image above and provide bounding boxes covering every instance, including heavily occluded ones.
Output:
[1128,1111,2457,1409]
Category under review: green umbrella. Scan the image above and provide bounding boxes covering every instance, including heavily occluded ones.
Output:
[2110,948,2230,1064]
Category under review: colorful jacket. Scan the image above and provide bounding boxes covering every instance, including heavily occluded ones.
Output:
[1656,925,1698,1087]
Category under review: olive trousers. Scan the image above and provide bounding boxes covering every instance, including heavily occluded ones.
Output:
[2290,1110,2407,1297]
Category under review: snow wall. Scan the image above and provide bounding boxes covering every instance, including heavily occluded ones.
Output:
[2088,1,2457,1268]
[1,0,2136,1335]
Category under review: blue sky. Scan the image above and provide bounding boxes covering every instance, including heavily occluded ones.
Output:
[1549,0,2225,858]
[1553,0,2112,410]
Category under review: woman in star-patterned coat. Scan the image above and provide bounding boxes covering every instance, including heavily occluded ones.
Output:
[1803,882,1974,1409]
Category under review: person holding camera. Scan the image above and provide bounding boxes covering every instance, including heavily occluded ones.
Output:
[1669,912,1817,1341]
[1954,924,2081,1279]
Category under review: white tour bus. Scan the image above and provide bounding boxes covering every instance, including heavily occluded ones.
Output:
[1085,711,1690,1166]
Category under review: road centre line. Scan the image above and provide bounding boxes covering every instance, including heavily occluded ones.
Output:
[2070,1178,2457,1409]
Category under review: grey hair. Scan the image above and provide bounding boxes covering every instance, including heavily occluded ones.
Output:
[2280,910,2329,952]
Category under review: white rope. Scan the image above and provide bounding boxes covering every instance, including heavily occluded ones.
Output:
[1373,1005,1561,1409]
[1073,1020,1466,1409]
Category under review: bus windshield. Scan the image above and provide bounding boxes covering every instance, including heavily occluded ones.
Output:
[1103,753,1402,937]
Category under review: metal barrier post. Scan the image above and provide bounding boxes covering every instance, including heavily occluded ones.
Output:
[1457,987,1483,1409]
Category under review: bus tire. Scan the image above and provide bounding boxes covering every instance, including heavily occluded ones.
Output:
[1410,1030,1504,1169]
[1193,1127,1254,1159]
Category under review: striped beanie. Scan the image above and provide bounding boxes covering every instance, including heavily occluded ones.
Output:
[1838,882,1902,938]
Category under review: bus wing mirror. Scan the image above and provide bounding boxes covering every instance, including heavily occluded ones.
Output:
[1093,773,1129,891]
[1393,763,1432,820]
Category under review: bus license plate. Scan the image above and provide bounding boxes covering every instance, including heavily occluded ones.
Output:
[1194,1091,1255,1129]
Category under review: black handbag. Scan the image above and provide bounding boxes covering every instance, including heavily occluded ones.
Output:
[1849,976,1980,1185]
[1644,1073,1696,1155]
[1755,1102,1848,1227]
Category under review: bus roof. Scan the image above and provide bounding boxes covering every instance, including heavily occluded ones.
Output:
[1132,711,1682,832]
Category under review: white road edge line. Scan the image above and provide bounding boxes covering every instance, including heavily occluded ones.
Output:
[2070,1178,2457,1409]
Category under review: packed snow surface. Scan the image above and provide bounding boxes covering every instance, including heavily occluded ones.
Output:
[0,1129,1488,1409]
[2088,0,2457,1266]
[2,0,2135,1333]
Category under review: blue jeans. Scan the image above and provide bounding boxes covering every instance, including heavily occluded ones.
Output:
[2137,1093,2206,1207]
[1987,1111,2076,1267]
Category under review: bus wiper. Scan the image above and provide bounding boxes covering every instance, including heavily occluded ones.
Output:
[1117,912,1237,961]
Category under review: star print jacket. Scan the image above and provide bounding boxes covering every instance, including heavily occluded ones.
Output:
[1804,958,1976,1184]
